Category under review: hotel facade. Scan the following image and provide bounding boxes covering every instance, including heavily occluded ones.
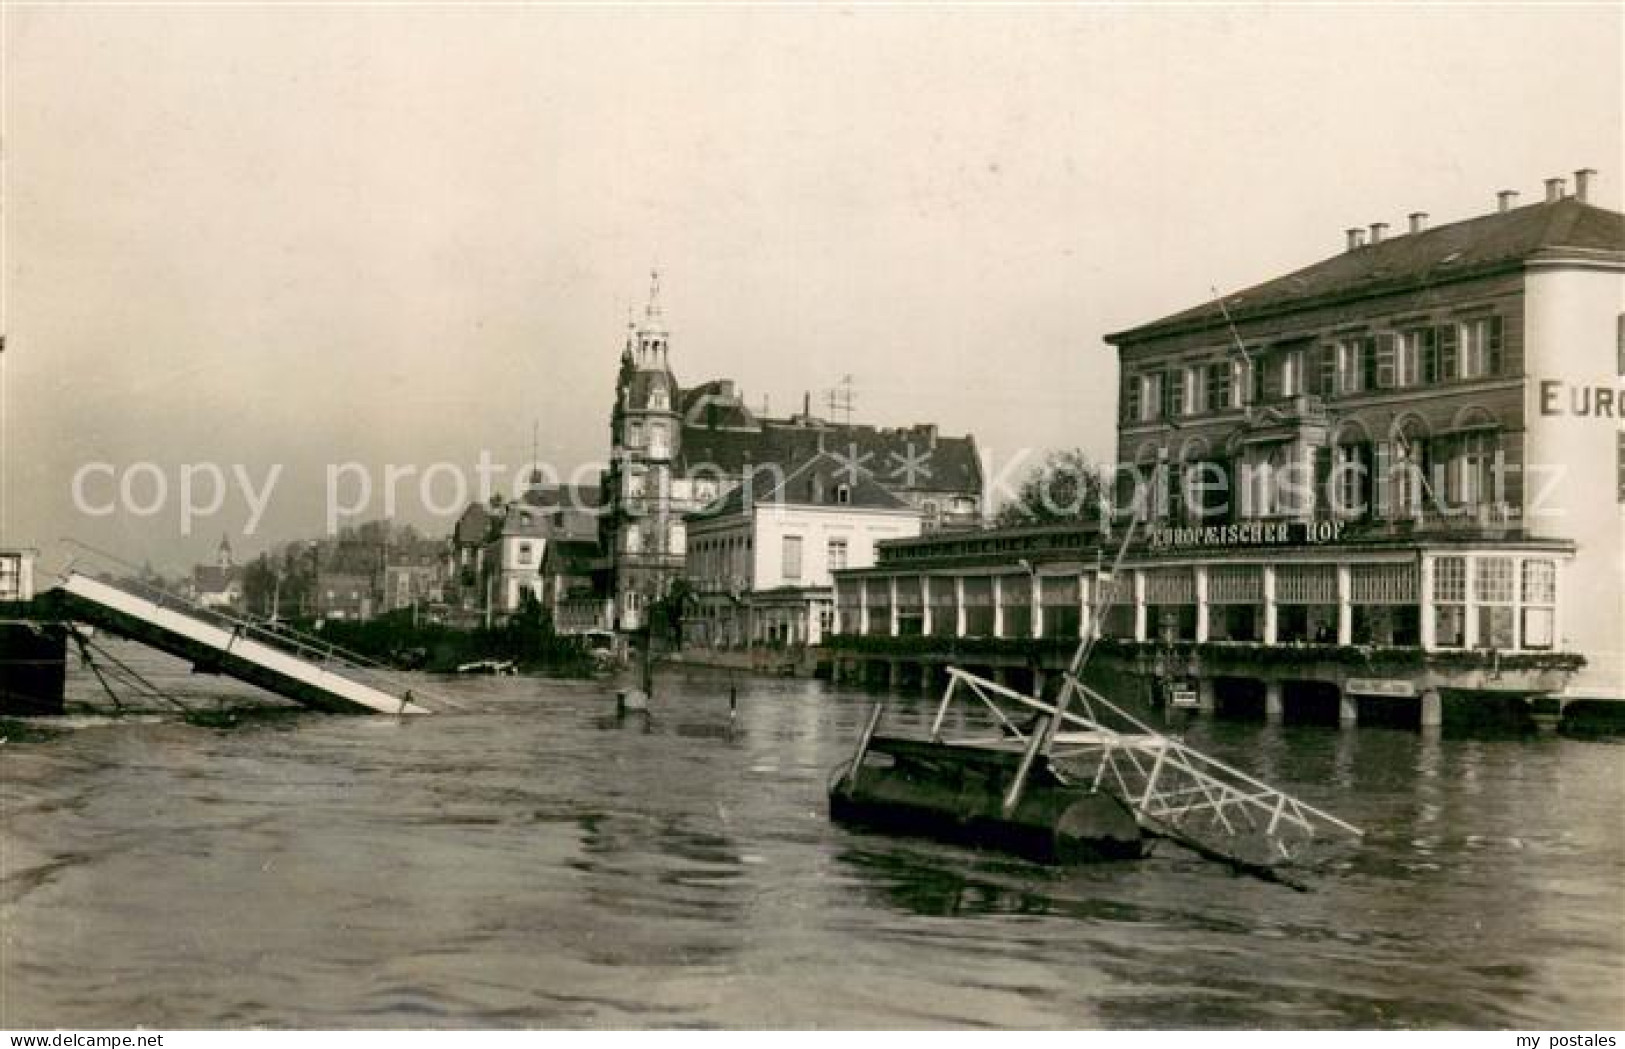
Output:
[830,171,1623,728]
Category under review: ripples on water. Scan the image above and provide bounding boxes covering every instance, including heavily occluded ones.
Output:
[1,642,1620,1029]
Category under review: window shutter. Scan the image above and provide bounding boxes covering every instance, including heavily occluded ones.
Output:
[1164,369,1182,419]
[1317,344,1337,397]
[1487,316,1504,376]
[1313,445,1334,516]
[1124,372,1140,422]
[1375,334,1397,389]
[1261,354,1282,402]
[1373,441,1393,518]
[1419,328,1439,385]
[1438,324,1459,381]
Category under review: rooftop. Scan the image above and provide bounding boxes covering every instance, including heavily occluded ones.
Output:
[1108,193,1625,344]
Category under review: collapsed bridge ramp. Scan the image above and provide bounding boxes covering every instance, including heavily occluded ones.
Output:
[51,572,430,715]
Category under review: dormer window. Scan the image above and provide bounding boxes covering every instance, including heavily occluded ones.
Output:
[649,387,669,410]
[836,483,851,505]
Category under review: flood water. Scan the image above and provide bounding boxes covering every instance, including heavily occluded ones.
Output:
[2,642,1621,1029]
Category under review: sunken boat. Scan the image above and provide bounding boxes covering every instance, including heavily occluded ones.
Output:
[828,663,1363,880]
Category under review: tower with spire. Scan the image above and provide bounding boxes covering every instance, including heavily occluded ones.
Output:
[603,271,691,630]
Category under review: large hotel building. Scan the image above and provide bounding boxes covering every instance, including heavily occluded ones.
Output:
[830,171,1623,729]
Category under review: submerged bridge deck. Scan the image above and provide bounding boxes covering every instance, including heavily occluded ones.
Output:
[19,573,430,715]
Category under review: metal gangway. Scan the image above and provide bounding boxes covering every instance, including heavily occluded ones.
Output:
[49,571,434,715]
[932,668,1362,874]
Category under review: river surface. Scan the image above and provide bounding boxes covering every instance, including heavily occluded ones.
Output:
[1,642,1620,1029]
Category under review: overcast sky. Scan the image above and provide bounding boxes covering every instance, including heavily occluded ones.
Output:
[3,4,1620,573]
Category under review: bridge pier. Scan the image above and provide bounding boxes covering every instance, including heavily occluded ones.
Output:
[0,623,67,716]
[1264,680,1284,723]
[1419,688,1442,729]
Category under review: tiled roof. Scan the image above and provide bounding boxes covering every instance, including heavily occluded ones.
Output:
[690,451,912,520]
[192,565,240,594]
[1109,197,1625,343]
[520,483,604,511]
[453,503,493,545]
[679,420,981,494]
[681,379,762,431]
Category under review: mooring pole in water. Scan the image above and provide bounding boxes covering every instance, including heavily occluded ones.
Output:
[844,702,886,792]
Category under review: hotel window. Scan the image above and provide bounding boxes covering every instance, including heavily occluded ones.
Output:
[1144,568,1196,642]
[1474,557,1516,649]
[1206,564,1263,642]
[1445,431,1500,510]
[1436,323,1459,382]
[1334,442,1375,519]
[864,578,891,636]
[1397,328,1428,387]
[1392,435,1430,518]
[1521,559,1556,650]
[1336,337,1374,394]
[827,537,848,571]
[1315,344,1337,398]
[1461,316,1504,380]
[1204,360,1232,412]
[999,573,1033,638]
[1351,562,1421,646]
[1095,573,1136,640]
[648,421,669,457]
[626,420,645,447]
[895,576,925,636]
[1280,348,1305,397]
[1187,458,1233,523]
[1432,556,1467,648]
[929,577,958,637]
[1041,575,1081,639]
[1162,368,1185,420]
[624,525,642,554]
[962,576,995,637]
[1182,365,1202,415]
[1140,372,1163,422]
[1274,564,1339,644]
[782,535,803,582]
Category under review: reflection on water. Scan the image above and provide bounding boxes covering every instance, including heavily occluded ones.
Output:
[0,640,1620,1029]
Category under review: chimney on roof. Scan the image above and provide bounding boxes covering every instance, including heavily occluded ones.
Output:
[1544,177,1566,203]
[1497,189,1519,212]
[1345,227,1366,251]
[1369,222,1389,245]
[803,391,811,420]
[1408,211,1429,234]
[1573,168,1597,203]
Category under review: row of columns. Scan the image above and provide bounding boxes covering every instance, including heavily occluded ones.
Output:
[844,562,1392,646]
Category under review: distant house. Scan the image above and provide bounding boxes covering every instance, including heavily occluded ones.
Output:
[685,451,923,649]
[483,503,548,615]
[448,502,495,611]
[315,570,374,621]
[381,537,448,615]
[191,535,243,610]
